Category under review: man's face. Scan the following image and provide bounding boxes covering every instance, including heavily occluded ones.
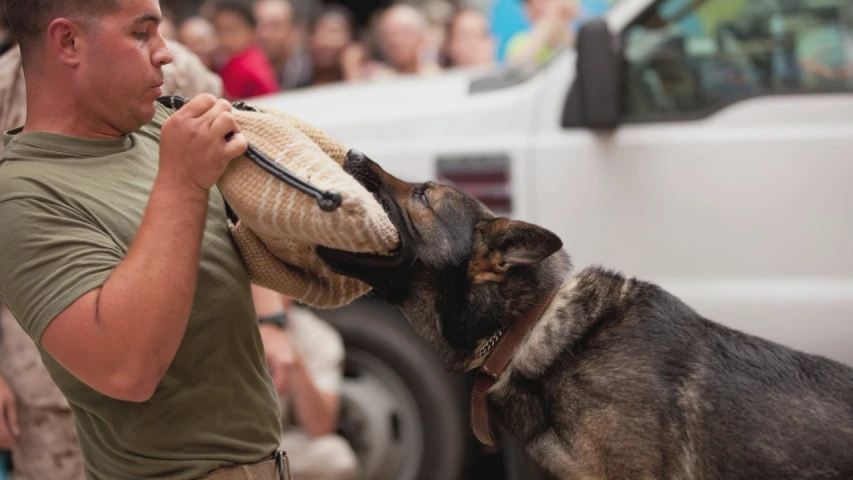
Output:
[215,9,255,58]
[379,10,424,71]
[254,1,294,64]
[76,0,173,134]
[178,18,218,69]
[310,14,351,70]
[448,11,494,67]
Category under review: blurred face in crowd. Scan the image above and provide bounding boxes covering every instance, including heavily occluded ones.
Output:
[159,16,177,41]
[215,8,256,58]
[525,0,576,22]
[254,0,295,65]
[310,12,353,70]
[379,5,427,72]
[447,9,495,68]
[178,17,219,69]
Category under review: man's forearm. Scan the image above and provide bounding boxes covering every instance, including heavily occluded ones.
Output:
[94,176,210,396]
[290,362,339,437]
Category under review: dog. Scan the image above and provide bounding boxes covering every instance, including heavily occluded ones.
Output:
[318,150,853,480]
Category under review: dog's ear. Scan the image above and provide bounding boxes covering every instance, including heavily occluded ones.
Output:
[469,218,563,283]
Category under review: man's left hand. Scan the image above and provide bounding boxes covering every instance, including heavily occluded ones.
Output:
[259,324,300,395]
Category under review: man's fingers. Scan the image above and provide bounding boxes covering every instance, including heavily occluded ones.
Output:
[210,111,238,141]
[4,401,18,437]
[198,99,234,129]
[222,133,249,160]
[179,94,218,118]
[0,420,14,449]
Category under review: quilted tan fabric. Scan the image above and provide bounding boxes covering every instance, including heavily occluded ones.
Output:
[217,106,398,308]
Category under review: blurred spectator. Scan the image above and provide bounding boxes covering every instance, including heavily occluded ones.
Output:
[304,5,362,87]
[422,0,455,68]
[797,3,853,88]
[178,16,221,71]
[252,287,359,480]
[160,8,178,41]
[214,1,278,100]
[375,4,441,76]
[446,8,496,69]
[506,0,578,66]
[254,0,312,90]
[214,1,280,99]
[0,0,12,56]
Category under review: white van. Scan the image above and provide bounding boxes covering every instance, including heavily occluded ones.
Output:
[253,0,853,478]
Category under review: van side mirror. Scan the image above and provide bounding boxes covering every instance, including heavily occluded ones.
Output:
[576,18,623,129]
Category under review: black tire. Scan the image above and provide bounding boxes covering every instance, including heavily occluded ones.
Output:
[312,297,469,480]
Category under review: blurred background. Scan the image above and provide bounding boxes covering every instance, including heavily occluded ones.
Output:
[1,0,851,479]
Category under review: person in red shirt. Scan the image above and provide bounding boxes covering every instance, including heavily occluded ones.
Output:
[214,2,280,100]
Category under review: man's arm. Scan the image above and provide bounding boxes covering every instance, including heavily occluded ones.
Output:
[39,95,248,403]
[253,287,340,436]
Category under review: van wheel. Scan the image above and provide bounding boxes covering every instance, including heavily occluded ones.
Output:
[314,298,469,480]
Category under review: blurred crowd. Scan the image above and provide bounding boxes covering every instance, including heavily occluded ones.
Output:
[146,0,584,100]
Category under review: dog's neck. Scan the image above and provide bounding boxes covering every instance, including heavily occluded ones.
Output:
[467,273,575,372]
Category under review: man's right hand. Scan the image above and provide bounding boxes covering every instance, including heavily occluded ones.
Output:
[158,94,249,194]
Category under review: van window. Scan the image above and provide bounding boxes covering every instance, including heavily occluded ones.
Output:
[622,0,853,120]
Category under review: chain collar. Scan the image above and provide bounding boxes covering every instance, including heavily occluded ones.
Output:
[477,329,505,359]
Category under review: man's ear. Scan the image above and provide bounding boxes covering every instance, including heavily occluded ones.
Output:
[469,218,563,283]
[47,18,82,67]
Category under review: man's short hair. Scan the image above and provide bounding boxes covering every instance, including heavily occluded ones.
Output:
[4,0,120,56]
[309,5,356,35]
[216,1,256,29]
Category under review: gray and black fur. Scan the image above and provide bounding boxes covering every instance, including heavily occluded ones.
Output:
[318,151,853,479]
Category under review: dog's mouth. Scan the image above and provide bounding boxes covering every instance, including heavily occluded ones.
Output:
[317,150,407,272]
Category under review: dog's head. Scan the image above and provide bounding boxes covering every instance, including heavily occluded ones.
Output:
[318,151,570,372]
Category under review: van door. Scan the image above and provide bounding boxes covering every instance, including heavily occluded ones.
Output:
[532,0,853,364]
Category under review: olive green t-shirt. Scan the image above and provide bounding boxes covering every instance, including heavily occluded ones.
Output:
[0,104,281,480]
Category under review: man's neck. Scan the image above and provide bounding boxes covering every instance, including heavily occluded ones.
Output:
[23,77,124,139]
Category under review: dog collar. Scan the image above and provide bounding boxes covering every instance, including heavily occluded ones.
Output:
[470,285,561,447]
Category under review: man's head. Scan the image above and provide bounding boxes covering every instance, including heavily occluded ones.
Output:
[309,6,354,71]
[378,4,428,73]
[178,16,218,69]
[447,9,495,68]
[214,1,256,58]
[253,0,296,66]
[5,0,173,134]
[523,0,577,23]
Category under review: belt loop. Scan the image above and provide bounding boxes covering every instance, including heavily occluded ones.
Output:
[275,450,292,480]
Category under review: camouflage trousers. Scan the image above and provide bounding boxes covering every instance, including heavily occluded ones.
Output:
[10,405,84,480]
[279,429,359,480]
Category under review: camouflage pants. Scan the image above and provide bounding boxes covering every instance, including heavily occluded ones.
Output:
[279,429,360,480]
[10,405,84,480]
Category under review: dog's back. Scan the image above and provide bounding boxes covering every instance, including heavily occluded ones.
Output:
[496,267,853,479]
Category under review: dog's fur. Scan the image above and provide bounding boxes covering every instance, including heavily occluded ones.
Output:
[318,151,853,479]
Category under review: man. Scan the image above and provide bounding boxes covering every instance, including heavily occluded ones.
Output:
[0,25,228,480]
[374,4,441,77]
[505,0,578,66]
[304,5,362,86]
[214,1,280,99]
[253,0,311,90]
[253,288,359,480]
[0,1,286,479]
[797,2,853,88]
[446,8,496,69]
[177,15,220,70]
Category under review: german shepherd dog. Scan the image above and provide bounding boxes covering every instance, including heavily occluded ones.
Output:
[317,151,853,479]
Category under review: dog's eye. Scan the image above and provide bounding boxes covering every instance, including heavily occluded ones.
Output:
[413,184,430,205]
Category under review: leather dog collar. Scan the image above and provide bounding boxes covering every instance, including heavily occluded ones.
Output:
[470,286,561,446]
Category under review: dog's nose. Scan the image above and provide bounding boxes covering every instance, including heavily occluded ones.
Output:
[345,149,368,165]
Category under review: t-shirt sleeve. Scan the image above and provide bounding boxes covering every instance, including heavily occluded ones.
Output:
[0,196,125,344]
